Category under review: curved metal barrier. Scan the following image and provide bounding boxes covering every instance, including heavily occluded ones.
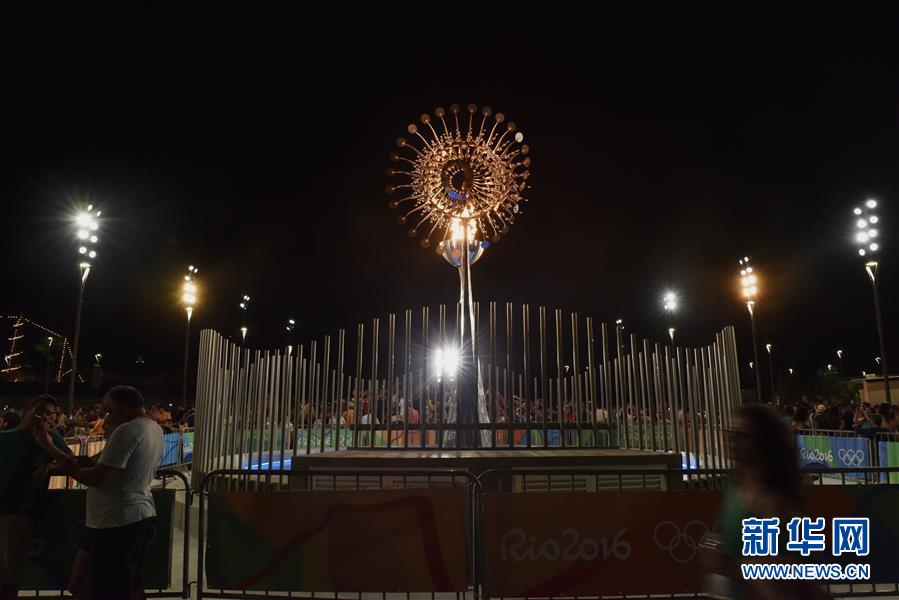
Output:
[192,304,743,489]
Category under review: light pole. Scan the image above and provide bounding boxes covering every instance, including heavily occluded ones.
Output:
[739,257,762,403]
[286,318,296,349]
[239,294,251,343]
[765,344,777,405]
[67,205,101,417]
[853,198,890,404]
[663,290,678,345]
[836,349,844,376]
[181,266,198,405]
[44,336,54,393]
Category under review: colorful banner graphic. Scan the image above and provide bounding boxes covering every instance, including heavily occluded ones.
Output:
[483,491,722,596]
[877,440,899,483]
[205,489,468,592]
[796,434,871,478]
[22,489,174,590]
[181,431,194,463]
[159,432,181,466]
[483,486,899,596]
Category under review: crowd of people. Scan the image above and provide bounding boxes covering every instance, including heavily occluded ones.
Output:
[0,402,194,437]
[0,387,164,599]
[777,397,899,438]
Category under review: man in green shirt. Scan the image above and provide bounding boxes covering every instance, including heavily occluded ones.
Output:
[0,395,72,599]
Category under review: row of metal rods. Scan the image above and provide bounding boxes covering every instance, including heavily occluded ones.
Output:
[193,304,742,488]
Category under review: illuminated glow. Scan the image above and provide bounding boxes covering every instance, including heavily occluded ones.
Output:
[859,248,866,256]
[76,213,91,227]
[77,230,89,239]
[857,219,868,228]
[90,235,98,243]
[88,250,96,259]
[434,347,460,377]
[856,232,869,244]
[866,199,877,209]
[853,207,863,215]
[90,221,98,231]
[869,243,879,252]
[78,246,87,254]
[450,219,478,243]
[663,291,678,311]
[868,229,877,238]
[869,216,879,224]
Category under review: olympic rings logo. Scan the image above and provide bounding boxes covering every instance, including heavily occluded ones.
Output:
[838,448,865,467]
[653,520,714,563]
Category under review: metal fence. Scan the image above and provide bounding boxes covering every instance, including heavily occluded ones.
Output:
[192,303,742,486]
[197,468,481,599]
[50,429,194,489]
[189,466,899,599]
[21,468,192,599]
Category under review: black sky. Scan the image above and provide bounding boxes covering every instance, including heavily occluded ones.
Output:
[2,5,898,387]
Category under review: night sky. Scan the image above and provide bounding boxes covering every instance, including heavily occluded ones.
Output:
[3,5,898,389]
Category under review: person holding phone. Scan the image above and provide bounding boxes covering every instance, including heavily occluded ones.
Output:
[0,395,72,600]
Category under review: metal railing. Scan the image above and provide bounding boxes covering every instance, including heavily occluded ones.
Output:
[21,468,192,599]
[186,465,899,599]
[197,468,481,599]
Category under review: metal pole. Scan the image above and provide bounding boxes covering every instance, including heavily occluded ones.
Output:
[748,302,763,403]
[67,265,89,416]
[766,345,776,405]
[181,308,192,405]
[867,263,891,404]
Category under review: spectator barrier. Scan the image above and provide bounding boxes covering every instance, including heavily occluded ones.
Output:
[192,466,899,599]
[876,431,899,483]
[796,428,873,480]
[20,468,191,599]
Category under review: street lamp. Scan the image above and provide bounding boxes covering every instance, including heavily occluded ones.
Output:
[68,204,101,416]
[662,290,678,344]
[739,257,763,403]
[239,294,251,343]
[286,318,296,350]
[765,343,777,405]
[44,336,54,393]
[853,198,890,404]
[181,265,198,404]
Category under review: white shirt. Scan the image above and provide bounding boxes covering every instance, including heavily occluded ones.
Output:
[86,416,163,529]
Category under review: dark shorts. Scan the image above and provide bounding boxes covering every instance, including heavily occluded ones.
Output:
[89,517,155,600]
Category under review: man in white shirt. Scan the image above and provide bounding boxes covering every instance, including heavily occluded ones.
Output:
[48,386,163,600]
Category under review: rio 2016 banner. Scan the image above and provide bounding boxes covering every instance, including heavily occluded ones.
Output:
[483,491,722,596]
[205,488,468,592]
[483,486,899,596]
[796,434,871,478]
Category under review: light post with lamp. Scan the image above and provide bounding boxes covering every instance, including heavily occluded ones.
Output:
[67,205,101,417]
[663,291,678,344]
[853,198,890,404]
[739,257,762,403]
[181,266,198,405]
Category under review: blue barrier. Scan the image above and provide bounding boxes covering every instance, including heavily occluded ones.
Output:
[796,432,870,479]
[159,432,182,466]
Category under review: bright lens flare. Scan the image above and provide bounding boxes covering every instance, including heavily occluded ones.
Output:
[434,347,460,377]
